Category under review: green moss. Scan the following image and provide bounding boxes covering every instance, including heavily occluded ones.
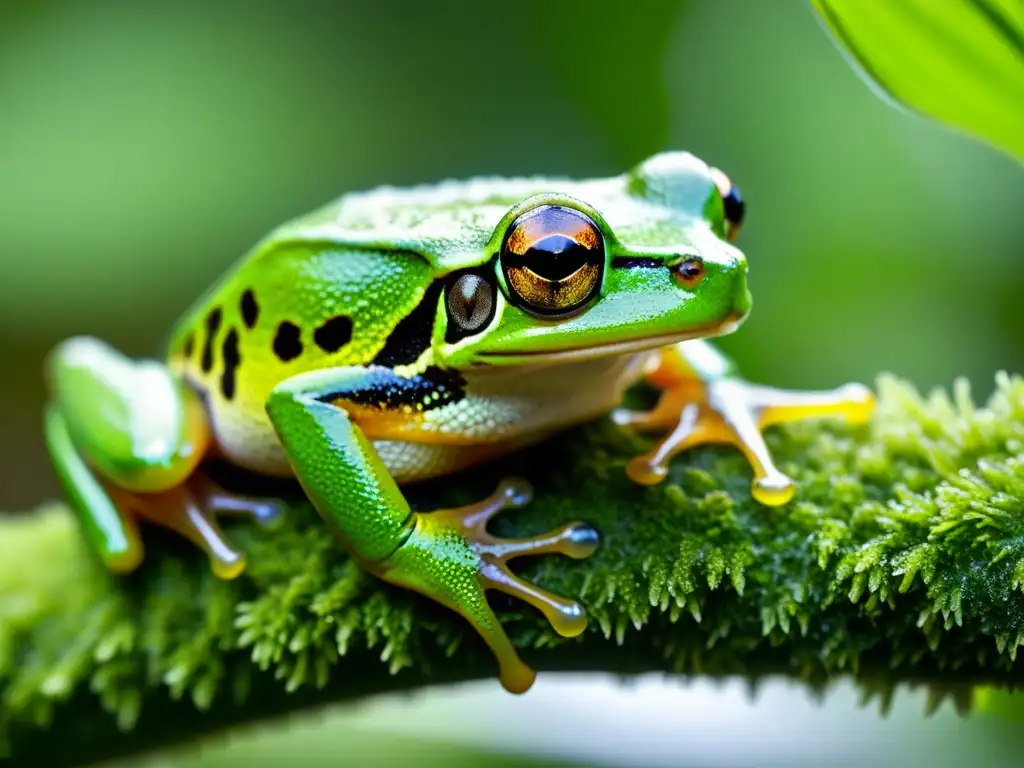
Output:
[4,373,1024,765]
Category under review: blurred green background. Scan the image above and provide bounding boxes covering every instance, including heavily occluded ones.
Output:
[2,0,1024,765]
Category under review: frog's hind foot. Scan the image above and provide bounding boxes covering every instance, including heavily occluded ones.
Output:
[42,338,277,578]
[435,479,599,637]
[194,475,286,529]
[614,378,874,505]
[109,478,285,580]
[376,478,599,694]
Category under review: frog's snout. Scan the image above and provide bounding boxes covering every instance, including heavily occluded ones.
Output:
[714,248,751,322]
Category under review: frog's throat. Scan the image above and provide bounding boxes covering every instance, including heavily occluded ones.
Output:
[473,313,744,368]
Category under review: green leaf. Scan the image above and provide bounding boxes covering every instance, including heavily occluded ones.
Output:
[812,0,1024,163]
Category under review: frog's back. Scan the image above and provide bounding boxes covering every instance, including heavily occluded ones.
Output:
[164,159,711,477]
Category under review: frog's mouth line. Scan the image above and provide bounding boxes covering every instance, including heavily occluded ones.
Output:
[474,314,743,367]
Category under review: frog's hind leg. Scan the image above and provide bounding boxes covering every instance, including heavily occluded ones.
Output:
[267,365,600,693]
[44,336,262,578]
[613,340,875,505]
[45,405,144,572]
[376,477,599,694]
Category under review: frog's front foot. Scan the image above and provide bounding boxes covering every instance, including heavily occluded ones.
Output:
[613,378,874,505]
[373,478,599,693]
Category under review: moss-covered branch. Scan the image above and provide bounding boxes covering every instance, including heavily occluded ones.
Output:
[4,373,1024,766]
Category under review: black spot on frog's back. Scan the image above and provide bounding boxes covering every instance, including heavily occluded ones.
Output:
[314,315,353,354]
[240,289,259,329]
[273,321,303,362]
[221,327,241,400]
[201,307,223,373]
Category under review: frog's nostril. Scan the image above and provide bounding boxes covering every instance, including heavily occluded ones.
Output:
[671,257,705,288]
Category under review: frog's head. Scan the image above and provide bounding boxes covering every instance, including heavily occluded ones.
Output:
[435,151,751,368]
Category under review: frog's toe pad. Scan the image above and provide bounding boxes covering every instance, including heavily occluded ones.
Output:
[752,474,796,507]
[499,658,537,695]
[626,455,670,486]
[562,523,600,560]
[837,383,875,423]
[481,558,589,638]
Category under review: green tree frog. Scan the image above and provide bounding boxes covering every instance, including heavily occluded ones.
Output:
[44,152,873,693]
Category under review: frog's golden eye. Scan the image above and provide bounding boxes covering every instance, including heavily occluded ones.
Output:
[500,205,605,316]
[710,167,745,242]
[446,272,496,342]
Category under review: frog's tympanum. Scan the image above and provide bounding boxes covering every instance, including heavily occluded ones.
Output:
[44,153,874,692]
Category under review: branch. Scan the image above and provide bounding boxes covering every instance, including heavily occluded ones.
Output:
[4,373,1024,766]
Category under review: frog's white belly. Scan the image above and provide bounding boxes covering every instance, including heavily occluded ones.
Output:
[209,352,651,484]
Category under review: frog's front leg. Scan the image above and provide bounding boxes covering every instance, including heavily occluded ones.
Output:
[44,337,281,577]
[266,365,599,693]
[613,339,875,505]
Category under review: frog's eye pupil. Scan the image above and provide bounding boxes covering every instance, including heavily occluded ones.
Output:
[446,273,495,339]
[500,205,604,316]
[522,234,588,280]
